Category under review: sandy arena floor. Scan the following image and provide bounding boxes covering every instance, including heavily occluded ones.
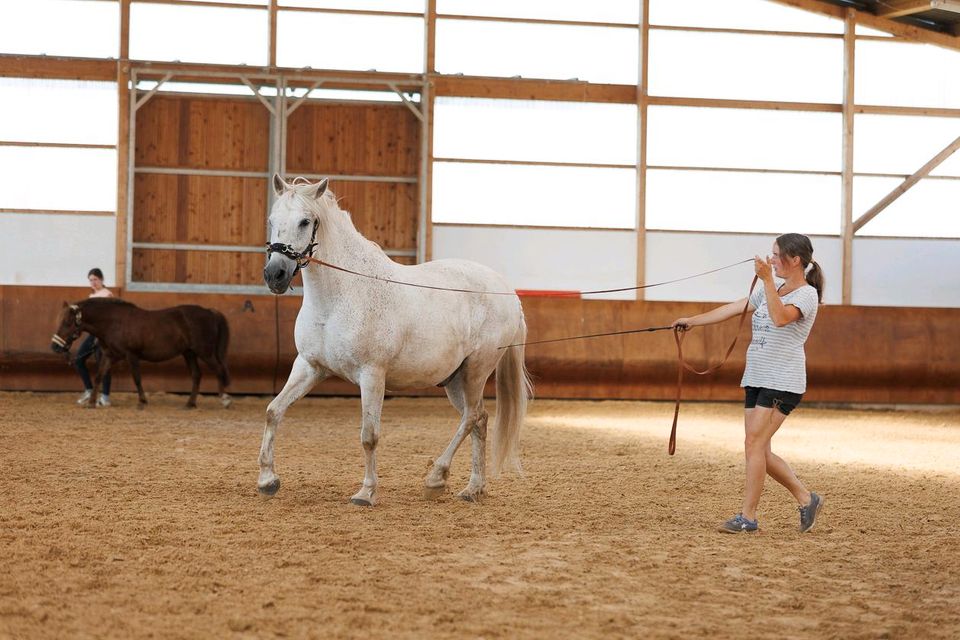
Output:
[1,391,959,639]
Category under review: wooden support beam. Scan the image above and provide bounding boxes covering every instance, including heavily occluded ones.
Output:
[853,134,960,233]
[636,1,650,299]
[770,0,960,51]
[841,9,855,305]
[0,55,114,81]
[431,75,635,103]
[876,0,933,19]
[116,0,131,289]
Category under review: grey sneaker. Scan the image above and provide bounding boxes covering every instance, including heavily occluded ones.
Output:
[799,492,823,533]
[96,394,111,408]
[77,390,93,405]
[719,513,758,534]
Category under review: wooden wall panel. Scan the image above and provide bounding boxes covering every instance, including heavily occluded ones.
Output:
[136,95,270,171]
[326,181,417,251]
[4,286,959,405]
[286,103,419,176]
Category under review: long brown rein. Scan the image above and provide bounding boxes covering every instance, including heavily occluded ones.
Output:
[668,275,758,455]
[297,255,753,298]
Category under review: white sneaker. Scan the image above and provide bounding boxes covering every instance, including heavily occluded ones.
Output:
[96,394,111,408]
[77,390,93,405]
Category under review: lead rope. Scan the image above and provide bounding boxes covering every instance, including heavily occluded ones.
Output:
[668,275,758,455]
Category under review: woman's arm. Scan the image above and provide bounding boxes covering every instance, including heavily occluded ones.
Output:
[672,297,752,331]
[755,257,801,327]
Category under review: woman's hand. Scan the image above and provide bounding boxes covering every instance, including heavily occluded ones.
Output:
[672,317,694,331]
[754,255,774,283]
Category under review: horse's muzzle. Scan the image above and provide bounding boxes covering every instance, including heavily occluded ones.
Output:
[264,256,296,294]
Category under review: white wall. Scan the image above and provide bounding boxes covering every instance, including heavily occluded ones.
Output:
[432,226,960,308]
[431,225,637,300]
[853,237,960,308]
[0,213,117,287]
[644,231,842,304]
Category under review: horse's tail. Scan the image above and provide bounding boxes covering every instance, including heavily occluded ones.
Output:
[215,311,231,388]
[492,315,534,476]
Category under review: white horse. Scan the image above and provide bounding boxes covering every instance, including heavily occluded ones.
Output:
[258,175,532,505]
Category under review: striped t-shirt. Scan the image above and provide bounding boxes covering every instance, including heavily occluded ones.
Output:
[740,284,819,394]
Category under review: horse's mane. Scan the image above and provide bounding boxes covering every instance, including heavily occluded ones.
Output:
[285,182,386,256]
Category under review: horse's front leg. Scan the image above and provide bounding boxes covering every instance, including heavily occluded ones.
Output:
[88,356,112,409]
[351,370,385,507]
[257,355,325,498]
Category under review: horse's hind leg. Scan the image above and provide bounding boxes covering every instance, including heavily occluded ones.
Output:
[258,355,326,498]
[127,355,148,409]
[200,355,232,408]
[424,363,490,501]
[183,352,201,409]
[351,370,386,507]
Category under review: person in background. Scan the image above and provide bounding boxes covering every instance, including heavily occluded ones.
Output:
[671,233,825,534]
[75,268,114,407]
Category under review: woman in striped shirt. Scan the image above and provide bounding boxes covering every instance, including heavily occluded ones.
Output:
[672,233,825,534]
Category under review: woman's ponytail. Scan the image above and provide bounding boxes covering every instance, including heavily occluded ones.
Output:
[805,260,824,302]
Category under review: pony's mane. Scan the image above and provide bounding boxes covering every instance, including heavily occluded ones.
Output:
[84,297,134,308]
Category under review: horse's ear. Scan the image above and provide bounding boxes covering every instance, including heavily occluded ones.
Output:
[313,178,328,200]
[62,301,69,308]
[273,173,288,196]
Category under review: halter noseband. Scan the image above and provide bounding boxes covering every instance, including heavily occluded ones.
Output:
[52,304,83,348]
[265,219,319,270]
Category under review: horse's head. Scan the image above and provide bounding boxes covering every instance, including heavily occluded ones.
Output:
[264,174,329,294]
[51,302,83,353]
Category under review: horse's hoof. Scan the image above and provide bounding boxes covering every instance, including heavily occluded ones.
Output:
[350,497,375,507]
[258,478,281,498]
[137,403,146,411]
[183,404,197,410]
[221,395,233,409]
[423,485,446,500]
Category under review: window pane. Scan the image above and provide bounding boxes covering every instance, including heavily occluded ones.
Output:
[281,0,423,11]
[432,162,635,228]
[0,79,117,145]
[648,106,840,172]
[130,4,268,66]
[649,30,842,103]
[278,11,423,72]
[437,0,638,23]
[433,98,636,164]
[646,169,838,234]
[856,41,960,109]
[0,0,118,58]
[855,114,960,177]
[0,214,117,287]
[0,147,117,211]
[650,0,842,33]
[436,20,637,84]
[854,177,960,238]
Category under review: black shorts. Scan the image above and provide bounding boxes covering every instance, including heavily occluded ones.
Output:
[744,386,803,416]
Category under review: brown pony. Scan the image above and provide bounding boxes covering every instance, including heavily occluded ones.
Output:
[51,298,232,409]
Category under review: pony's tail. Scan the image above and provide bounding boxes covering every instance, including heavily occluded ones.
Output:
[216,312,231,388]
[491,315,534,476]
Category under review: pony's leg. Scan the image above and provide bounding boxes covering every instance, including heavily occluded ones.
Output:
[257,356,326,498]
[88,356,112,409]
[200,355,232,408]
[183,352,201,409]
[127,355,148,408]
[351,371,386,507]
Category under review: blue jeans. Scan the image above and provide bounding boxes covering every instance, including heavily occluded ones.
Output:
[75,334,111,395]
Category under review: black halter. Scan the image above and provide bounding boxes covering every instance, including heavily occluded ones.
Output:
[265,219,319,270]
